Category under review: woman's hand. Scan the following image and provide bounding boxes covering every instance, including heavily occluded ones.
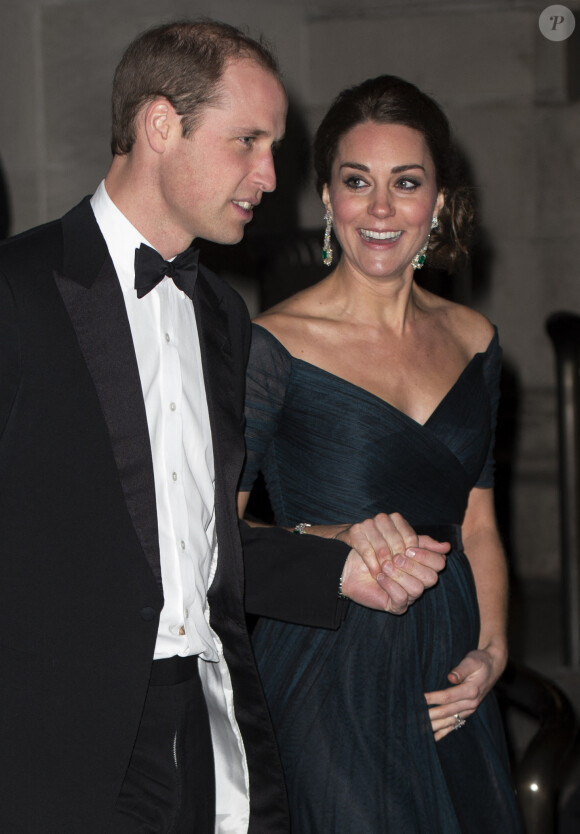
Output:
[236,495,449,616]
[424,643,507,741]
[425,487,511,740]
[333,513,449,614]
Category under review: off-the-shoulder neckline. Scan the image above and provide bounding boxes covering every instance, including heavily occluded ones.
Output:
[251,322,498,428]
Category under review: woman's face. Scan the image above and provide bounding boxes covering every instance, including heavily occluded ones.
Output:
[323,120,444,283]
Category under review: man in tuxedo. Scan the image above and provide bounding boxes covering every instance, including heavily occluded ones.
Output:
[0,20,448,833]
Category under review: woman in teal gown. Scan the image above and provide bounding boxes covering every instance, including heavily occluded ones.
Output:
[238,75,522,833]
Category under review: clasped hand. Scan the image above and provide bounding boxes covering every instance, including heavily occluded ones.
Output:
[325,512,449,614]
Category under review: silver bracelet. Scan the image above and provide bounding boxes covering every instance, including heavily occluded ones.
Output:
[338,573,349,600]
[292,522,312,535]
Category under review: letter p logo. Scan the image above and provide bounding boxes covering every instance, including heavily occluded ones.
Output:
[539,5,576,40]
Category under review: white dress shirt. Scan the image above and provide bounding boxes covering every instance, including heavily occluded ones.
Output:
[91,181,250,832]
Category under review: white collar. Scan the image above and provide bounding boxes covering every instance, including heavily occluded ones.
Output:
[90,179,158,293]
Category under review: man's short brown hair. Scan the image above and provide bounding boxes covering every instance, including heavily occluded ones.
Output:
[111,19,281,155]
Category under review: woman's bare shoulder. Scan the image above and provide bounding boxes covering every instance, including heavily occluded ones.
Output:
[253,284,327,353]
[451,303,495,354]
[422,292,495,356]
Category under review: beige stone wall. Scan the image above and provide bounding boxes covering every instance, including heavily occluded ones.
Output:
[1,0,578,580]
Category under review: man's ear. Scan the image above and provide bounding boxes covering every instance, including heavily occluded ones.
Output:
[143,98,178,153]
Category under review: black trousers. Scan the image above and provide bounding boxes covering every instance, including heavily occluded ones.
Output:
[111,656,215,833]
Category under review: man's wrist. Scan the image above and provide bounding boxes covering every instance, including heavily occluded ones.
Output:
[338,570,349,599]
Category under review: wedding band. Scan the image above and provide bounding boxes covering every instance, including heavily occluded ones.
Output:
[453,713,466,731]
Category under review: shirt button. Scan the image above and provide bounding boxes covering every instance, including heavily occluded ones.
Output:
[172,472,177,482]
[180,540,186,550]
[170,402,176,411]
[165,333,170,342]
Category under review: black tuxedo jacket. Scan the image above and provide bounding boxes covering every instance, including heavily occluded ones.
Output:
[0,198,349,833]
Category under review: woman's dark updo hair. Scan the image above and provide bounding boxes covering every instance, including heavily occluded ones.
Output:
[313,75,474,272]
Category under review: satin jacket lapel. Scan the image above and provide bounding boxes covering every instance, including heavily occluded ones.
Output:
[54,198,162,589]
[193,269,244,599]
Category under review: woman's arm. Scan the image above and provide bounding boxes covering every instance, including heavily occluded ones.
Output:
[424,486,509,740]
[237,491,449,616]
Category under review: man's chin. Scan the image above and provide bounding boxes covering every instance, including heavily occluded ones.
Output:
[196,223,247,248]
[217,228,246,246]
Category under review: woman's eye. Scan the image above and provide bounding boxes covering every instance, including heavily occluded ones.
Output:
[344,175,367,189]
[397,177,420,191]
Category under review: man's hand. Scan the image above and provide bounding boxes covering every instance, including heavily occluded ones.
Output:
[336,513,449,614]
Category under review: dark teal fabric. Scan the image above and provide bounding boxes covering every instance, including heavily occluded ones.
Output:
[241,324,521,833]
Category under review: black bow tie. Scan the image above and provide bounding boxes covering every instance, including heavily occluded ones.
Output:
[134,243,199,299]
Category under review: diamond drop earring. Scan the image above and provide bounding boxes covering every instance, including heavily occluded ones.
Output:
[322,208,333,267]
[411,216,438,270]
